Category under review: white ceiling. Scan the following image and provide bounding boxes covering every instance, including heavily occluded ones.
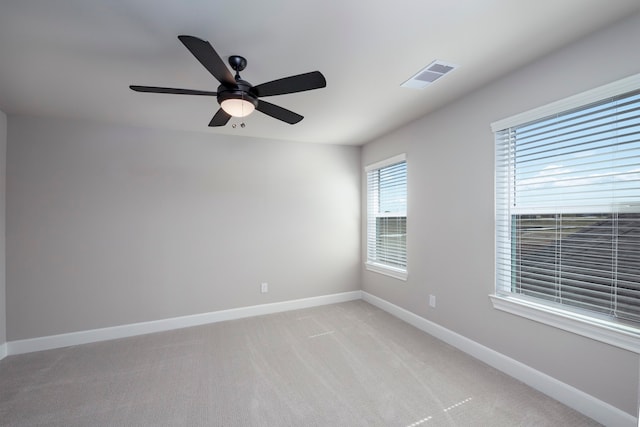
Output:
[1,1,639,146]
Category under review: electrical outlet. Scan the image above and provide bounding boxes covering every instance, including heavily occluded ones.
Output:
[261,282,268,293]
[429,294,436,308]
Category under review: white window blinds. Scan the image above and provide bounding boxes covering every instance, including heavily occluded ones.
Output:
[366,154,407,279]
[495,88,640,325]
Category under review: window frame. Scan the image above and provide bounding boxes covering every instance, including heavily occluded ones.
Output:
[491,73,640,354]
[365,154,408,281]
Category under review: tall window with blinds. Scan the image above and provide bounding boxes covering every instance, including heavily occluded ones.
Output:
[495,88,640,327]
[366,154,407,280]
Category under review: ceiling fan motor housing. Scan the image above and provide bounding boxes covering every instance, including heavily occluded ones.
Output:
[216,80,258,108]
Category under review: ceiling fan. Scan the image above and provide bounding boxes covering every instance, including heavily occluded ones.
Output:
[130,35,326,127]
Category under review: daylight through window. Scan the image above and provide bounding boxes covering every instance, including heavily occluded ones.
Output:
[494,86,640,329]
[366,154,407,280]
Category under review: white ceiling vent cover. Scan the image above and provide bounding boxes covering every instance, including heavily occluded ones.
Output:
[401,60,458,89]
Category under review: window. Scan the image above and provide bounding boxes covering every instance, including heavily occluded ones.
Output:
[366,154,407,280]
[492,75,640,352]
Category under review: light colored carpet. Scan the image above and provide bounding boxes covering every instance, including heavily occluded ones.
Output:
[0,300,601,426]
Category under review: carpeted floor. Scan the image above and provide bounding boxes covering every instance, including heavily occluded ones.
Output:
[0,300,601,426]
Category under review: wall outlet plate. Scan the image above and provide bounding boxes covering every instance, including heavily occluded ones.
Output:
[261,282,268,293]
[429,295,436,308]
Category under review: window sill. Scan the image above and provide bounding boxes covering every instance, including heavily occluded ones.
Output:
[365,262,408,281]
[490,294,640,354]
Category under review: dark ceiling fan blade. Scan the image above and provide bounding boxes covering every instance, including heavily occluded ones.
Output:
[130,85,217,96]
[178,35,236,87]
[209,108,231,127]
[256,100,303,124]
[252,71,326,97]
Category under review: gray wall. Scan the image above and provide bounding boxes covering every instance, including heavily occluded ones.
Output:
[361,12,640,417]
[0,110,6,347]
[6,117,361,340]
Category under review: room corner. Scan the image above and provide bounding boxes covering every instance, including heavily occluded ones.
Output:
[0,109,6,360]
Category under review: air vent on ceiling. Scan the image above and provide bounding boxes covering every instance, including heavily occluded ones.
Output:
[401,60,458,89]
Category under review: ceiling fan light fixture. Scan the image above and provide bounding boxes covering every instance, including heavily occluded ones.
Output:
[218,90,258,118]
[220,98,255,117]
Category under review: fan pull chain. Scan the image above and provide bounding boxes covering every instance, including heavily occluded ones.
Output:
[232,92,247,129]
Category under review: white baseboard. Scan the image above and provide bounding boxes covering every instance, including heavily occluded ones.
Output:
[0,343,6,361]
[7,290,362,356]
[362,291,637,427]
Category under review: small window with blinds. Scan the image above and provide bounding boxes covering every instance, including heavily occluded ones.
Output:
[494,85,640,334]
[366,154,407,280]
